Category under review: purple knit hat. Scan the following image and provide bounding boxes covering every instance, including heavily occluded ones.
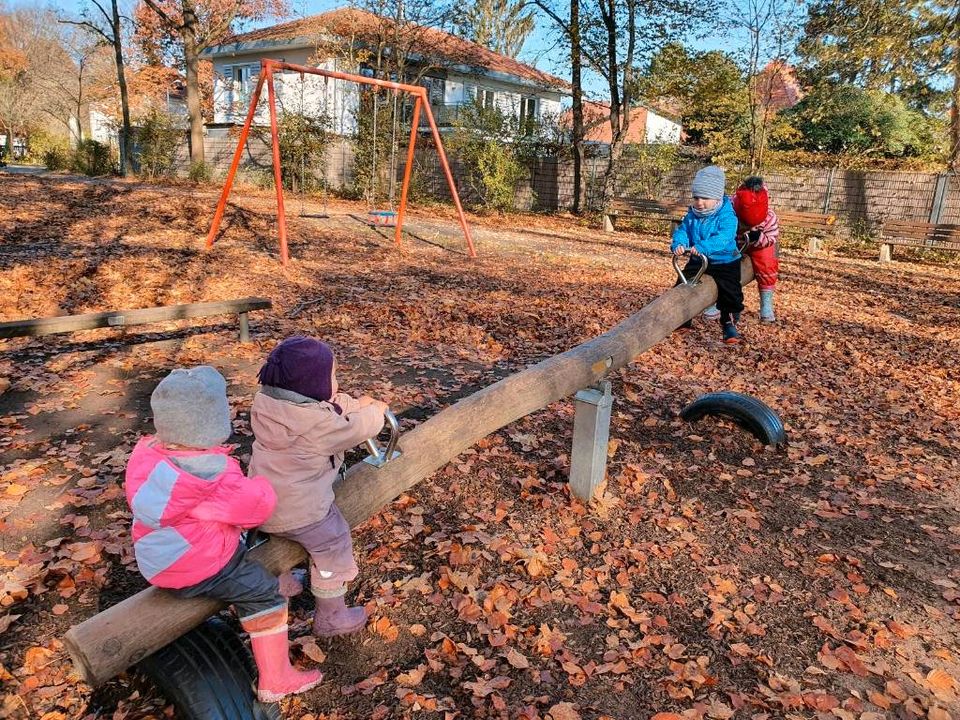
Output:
[258,336,336,402]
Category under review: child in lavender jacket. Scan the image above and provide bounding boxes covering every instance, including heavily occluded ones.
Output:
[125,366,321,702]
[250,337,387,638]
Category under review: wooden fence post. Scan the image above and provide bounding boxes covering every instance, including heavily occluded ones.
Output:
[929,173,949,224]
[822,167,836,215]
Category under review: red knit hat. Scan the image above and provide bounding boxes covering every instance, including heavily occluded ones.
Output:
[733,176,769,228]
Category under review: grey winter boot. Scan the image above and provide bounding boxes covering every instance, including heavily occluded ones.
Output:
[759,289,776,322]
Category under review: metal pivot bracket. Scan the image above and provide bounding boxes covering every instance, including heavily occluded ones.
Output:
[363,408,402,467]
[672,253,709,285]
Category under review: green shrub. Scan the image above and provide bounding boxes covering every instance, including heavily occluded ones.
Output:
[447,101,528,212]
[188,160,213,183]
[71,139,114,176]
[138,109,182,178]
[43,147,70,171]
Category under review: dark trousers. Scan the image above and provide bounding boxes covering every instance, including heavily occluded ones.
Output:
[676,256,744,322]
[172,545,284,621]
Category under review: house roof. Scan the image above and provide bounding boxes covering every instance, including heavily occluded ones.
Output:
[212,7,569,92]
[559,100,682,144]
[755,61,803,111]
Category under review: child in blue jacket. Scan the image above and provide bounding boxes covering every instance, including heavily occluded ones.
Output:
[672,165,744,344]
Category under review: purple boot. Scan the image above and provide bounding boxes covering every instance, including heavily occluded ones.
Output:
[312,594,368,638]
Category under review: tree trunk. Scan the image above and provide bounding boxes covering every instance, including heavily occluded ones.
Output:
[112,0,134,175]
[950,41,960,171]
[181,1,205,165]
[570,0,585,213]
[63,259,757,687]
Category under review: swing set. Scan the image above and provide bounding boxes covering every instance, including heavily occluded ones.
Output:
[204,59,477,264]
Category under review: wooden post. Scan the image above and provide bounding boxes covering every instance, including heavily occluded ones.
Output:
[822,167,836,215]
[238,312,250,343]
[879,243,892,262]
[603,214,615,233]
[929,173,949,224]
[64,258,756,686]
[808,237,823,253]
[569,382,613,501]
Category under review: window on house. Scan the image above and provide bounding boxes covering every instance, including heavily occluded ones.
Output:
[520,96,537,123]
[480,89,495,110]
[232,65,251,94]
[422,76,445,107]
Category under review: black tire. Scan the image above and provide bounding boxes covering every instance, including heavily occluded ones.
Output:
[137,617,280,720]
[680,391,786,446]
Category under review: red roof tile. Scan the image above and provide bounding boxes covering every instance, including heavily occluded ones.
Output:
[219,8,569,91]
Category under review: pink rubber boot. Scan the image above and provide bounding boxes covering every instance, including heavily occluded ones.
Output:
[312,594,368,638]
[242,607,322,702]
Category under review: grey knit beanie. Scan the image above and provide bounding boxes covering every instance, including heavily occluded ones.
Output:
[151,366,232,449]
[691,165,726,200]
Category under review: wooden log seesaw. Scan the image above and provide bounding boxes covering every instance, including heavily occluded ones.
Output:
[63,258,759,716]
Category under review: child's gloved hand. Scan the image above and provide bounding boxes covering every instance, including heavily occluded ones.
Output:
[358,396,389,415]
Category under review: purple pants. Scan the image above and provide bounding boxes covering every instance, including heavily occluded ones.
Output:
[275,504,358,592]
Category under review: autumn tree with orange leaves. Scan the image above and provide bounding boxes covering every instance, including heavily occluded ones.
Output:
[136,0,286,165]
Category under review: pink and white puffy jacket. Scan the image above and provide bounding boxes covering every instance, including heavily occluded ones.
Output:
[124,437,277,589]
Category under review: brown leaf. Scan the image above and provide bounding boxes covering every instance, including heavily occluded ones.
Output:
[395,664,426,687]
[51,604,68,616]
[297,639,327,664]
[0,614,21,634]
[548,702,582,720]
[505,648,530,669]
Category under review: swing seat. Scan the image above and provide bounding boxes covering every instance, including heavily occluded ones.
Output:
[369,210,397,227]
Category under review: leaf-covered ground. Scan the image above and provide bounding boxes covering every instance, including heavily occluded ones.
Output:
[1,173,959,720]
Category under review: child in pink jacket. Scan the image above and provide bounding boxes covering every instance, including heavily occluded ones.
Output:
[250,337,387,638]
[733,176,781,322]
[125,366,321,702]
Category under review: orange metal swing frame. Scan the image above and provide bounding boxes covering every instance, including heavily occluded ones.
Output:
[204,59,477,264]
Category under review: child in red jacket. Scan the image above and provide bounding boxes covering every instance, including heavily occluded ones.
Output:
[733,176,780,322]
[125,366,321,702]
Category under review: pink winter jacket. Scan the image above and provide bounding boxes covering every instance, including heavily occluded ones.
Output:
[249,390,385,533]
[740,209,781,250]
[124,437,276,589]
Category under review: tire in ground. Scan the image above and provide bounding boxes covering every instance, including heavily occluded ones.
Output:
[679,391,786,446]
[137,617,280,720]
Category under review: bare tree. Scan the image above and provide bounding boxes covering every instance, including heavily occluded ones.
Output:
[453,0,535,58]
[730,0,804,172]
[137,0,287,165]
[0,6,63,159]
[532,0,696,210]
[62,0,136,174]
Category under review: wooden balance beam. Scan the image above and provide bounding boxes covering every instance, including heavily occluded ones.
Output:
[0,298,272,343]
[64,259,755,686]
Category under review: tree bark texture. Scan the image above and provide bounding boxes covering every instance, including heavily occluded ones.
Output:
[64,259,755,686]
[181,1,204,165]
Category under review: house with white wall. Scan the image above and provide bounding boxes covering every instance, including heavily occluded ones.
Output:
[202,7,569,137]
[559,100,682,146]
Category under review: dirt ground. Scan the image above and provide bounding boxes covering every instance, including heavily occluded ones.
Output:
[1,172,960,720]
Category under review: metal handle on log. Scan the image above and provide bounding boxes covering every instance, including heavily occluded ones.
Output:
[672,253,708,285]
[363,409,401,467]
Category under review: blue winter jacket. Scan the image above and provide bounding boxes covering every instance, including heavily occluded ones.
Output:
[670,196,741,264]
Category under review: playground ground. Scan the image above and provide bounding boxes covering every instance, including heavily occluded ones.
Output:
[1,172,959,720]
